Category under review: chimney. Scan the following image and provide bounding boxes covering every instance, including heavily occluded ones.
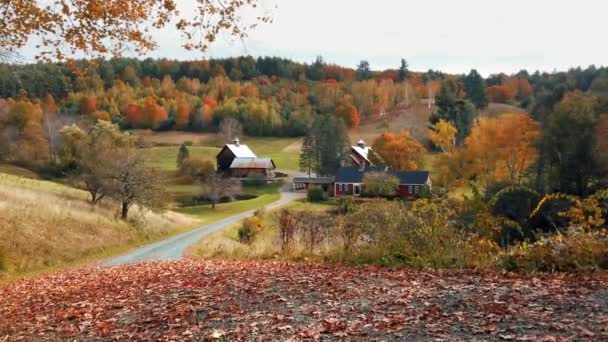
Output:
[233,137,240,146]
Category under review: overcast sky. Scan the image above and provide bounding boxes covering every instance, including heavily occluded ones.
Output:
[22,0,608,76]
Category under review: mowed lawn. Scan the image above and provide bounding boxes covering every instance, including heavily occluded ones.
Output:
[139,133,302,172]
[176,183,283,224]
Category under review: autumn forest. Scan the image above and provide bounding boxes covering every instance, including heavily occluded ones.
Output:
[1,0,608,339]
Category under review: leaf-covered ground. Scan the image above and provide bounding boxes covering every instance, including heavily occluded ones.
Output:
[1,260,607,341]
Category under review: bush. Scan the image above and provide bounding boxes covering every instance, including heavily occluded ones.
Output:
[336,197,356,214]
[179,158,215,183]
[503,228,608,272]
[490,185,540,223]
[238,216,264,244]
[307,187,325,202]
[362,172,399,198]
[528,193,576,234]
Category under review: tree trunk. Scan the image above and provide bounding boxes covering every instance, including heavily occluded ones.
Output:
[211,200,216,209]
[121,202,130,219]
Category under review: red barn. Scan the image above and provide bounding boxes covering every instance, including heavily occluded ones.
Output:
[216,138,276,179]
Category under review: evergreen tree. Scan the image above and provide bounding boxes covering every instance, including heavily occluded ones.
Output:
[356,60,371,81]
[299,133,316,177]
[430,80,476,144]
[398,58,409,82]
[463,69,488,108]
[544,92,600,196]
[177,143,190,168]
[310,114,350,176]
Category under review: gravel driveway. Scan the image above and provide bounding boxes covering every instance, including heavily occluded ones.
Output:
[103,190,304,266]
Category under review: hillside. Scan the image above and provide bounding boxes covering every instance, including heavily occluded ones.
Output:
[1,260,606,340]
[350,102,526,145]
[0,172,196,278]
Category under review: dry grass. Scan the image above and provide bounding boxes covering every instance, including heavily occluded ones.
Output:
[351,102,526,145]
[480,102,527,117]
[188,200,333,260]
[0,174,197,279]
[351,103,435,144]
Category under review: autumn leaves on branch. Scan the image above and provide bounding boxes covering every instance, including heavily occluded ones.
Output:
[0,0,273,61]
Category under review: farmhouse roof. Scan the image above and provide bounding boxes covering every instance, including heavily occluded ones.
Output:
[293,176,334,184]
[229,157,275,169]
[335,167,430,185]
[392,171,430,185]
[335,166,387,183]
[224,143,257,158]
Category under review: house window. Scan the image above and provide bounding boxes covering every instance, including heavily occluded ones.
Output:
[415,185,420,194]
[408,185,413,193]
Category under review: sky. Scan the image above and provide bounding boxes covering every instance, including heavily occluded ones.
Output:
[21,0,608,76]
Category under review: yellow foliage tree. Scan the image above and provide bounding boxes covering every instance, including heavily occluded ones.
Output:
[429,119,457,153]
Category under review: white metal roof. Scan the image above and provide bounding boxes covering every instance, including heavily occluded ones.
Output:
[230,157,275,169]
[351,145,372,163]
[225,144,257,158]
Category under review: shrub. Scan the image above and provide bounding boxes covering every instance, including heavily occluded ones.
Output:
[307,187,325,202]
[279,209,297,250]
[503,228,608,272]
[362,172,399,198]
[490,185,540,223]
[179,158,215,183]
[336,197,356,214]
[528,193,576,234]
[238,216,264,244]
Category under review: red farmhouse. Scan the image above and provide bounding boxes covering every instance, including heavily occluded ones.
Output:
[334,166,431,199]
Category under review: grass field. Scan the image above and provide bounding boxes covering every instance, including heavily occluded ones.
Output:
[0,164,40,179]
[176,182,283,223]
[138,134,302,172]
[0,173,197,280]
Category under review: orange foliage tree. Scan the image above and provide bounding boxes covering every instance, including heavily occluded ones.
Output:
[175,99,192,129]
[1,0,272,61]
[464,113,540,186]
[335,104,360,129]
[79,95,98,115]
[485,85,514,103]
[372,130,426,170]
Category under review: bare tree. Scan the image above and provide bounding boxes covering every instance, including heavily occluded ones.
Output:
[106,148,168,219]
[200,174,241,209]
[219,118,243,144]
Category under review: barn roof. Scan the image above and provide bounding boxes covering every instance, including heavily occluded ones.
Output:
[335,167,429,184]
[230,157,275,169]
[224,144,257,158]
[351,144,372,163]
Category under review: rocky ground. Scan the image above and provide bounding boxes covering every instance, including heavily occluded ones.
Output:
[1,260,607,341]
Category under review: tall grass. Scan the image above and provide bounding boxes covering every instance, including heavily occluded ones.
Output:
[0,179,196,278]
